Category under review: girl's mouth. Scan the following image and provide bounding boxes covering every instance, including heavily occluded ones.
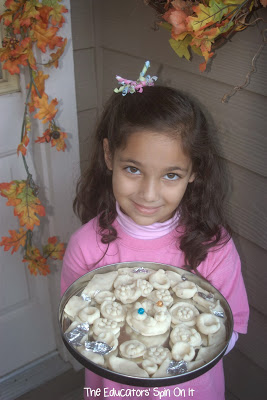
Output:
[133,202,161,215]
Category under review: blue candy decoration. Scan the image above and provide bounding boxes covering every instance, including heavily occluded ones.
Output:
[138,307,145,315]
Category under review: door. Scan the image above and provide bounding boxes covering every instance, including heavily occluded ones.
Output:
[0,0,80,377]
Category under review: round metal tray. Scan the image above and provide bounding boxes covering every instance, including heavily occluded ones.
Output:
[59,262,233,387]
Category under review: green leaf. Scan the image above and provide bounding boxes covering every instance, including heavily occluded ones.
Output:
[160,22,173,32]
[191,45,203,57]
[169,35,192,61]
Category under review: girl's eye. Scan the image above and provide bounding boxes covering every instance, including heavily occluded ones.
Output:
[164,173,179,181]
[125,166,141,175]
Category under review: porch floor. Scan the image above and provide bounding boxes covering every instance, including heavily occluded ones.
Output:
[16,368,84,400]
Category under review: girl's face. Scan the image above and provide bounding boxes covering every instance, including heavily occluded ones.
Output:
[103,131,195,225]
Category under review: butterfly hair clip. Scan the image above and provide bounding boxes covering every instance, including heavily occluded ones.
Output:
[114,61,158,96]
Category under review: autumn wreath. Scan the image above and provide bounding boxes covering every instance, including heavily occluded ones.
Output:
[145,0,266,71]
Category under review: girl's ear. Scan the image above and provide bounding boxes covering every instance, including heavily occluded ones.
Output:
[189,172,196,183]
[103,138,113,170]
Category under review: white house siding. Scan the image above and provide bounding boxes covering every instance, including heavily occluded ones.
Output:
[70,1,267,398]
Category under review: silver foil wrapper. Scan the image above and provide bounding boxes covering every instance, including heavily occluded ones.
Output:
[167,360,188,375]
[133,267,150,274]
[65,322,90,346]
[81,293,91,302]
[213,310,225,318]
[198,291,214,300]
[84,341,113,355]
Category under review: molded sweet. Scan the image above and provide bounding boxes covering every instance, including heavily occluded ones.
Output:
[94,290,115,304]
[126,301,171,336]
[149,269,171,289]
[100,300,126,322]
[144,345,171,365]
[64,296,88,320]
[82,271,118,297]
[119,340,146,359]
[78,347,105,366]
[108,355,149,377]
[171,341,195,361]
[173,281,198,299]
[92,317,121,337]
[148,289,173,307]
[114,282,142,304]
[142,359,158,375]
[170,324,202,347]
[77,306,100,324]
[196,313,221,335]
[169,301,199,326]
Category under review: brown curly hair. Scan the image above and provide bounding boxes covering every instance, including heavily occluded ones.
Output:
[73,86,231,274]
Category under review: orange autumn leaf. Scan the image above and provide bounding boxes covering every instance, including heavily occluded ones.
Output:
[17,116,31,156]
[0,180,45,230]
[31,21,59,53]
[43,236,65,260]
[51,130,67,152]
[14,182,46,230]
[33,93,58,124]
[20,2,41,28]
[28,71,49,112]
[0,180,24,207]
[0,228,27,254]
[45,37,67,68]
[23,246,50,276]
[3,53,28,75]
[49,3,68,27]
[38,5,53,25]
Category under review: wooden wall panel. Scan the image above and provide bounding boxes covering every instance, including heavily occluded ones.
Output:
[226,162,267,249]
[70,0,94,50]
[224,349,267,399]
[95,0,267,97]
[236,307,267,372]
[234,235,267,316]
[73,48,97,112]
[78,108,97,174]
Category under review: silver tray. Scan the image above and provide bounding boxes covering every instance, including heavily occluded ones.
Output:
[59,262,233,387]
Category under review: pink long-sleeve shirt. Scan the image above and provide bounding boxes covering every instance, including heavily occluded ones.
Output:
[61,216,249,400]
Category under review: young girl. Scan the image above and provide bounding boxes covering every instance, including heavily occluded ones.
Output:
[61,64,249,400]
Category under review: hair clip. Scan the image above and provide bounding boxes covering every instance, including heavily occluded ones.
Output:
[114,61,158,96]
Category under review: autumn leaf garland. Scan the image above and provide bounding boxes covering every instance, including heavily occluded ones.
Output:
[0,0,67,276]
[147,0,265,71]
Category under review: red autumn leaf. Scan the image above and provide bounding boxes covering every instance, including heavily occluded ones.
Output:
[163,8,189,39]
[43,236,65,260]
[33,93,58,124]
[0,228,27,254]
[23,246,50,276]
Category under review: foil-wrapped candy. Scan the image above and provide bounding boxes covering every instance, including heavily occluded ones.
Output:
[167,360,188,375]
[84,340,113,355]
[65,322,90,346]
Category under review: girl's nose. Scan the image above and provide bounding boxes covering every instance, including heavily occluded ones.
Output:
[140,177,160,202]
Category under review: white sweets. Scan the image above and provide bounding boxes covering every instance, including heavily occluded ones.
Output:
[64,266,228,378]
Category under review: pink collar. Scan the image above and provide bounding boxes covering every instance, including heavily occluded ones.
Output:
[115,202,179,239]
